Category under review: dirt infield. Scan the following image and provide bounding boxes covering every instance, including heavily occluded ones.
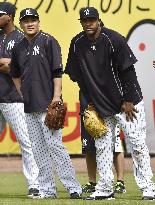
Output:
[0,156,155,173]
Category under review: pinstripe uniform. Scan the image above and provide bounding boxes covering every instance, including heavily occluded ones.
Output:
[0,28,39,190]
[11,30,82,197]
[65,27,155,198]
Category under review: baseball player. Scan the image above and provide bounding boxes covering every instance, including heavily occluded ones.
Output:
[11,8,82,199]
[113,124,126,193]
[65,7,155,200]
[0,2,39,197]
[0,111,6,134]
[80,91,126,194]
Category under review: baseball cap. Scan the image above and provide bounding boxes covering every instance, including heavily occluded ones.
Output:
[19,8,39,21]
[0,2,16,17]
[79,7,99,20]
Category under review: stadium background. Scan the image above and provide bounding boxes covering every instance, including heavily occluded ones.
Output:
[0,0,155,155]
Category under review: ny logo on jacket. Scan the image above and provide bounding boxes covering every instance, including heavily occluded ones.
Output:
[32,45,40,55]
[7,40,15,50]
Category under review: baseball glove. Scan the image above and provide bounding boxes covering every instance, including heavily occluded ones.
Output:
[45,101,67,130]
[83,104,108,139]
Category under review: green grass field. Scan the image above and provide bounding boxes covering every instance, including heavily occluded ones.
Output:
[0,172,155,205]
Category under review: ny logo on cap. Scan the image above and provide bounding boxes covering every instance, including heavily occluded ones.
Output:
[84,9,89,15]
[26,9,32,15]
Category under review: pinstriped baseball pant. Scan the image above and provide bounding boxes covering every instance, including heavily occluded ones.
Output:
[25,112,82,196]
[0,103,39,189]
[95,100,154,195]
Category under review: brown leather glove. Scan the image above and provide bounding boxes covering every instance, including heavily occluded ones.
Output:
[45,101,67,130]
[121,101,138,122]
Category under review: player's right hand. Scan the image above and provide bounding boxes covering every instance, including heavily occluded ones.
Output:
[121,101,138,122]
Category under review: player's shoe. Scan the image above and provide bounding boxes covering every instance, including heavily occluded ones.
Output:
[70,192,82,199]
[83,190,115,200]
[142,196,155,200]
[114,181,126,193]
[82,182,96,193]
[27,188,39,198]
[142,190,155,200]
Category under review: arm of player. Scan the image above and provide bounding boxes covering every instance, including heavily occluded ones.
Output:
[10,45,23,98]
[0,58,11,73]
[112,35,139,122]
[120,66,139,122]
[12,77,23,99]
[46,36,63,103]
[52,77,62,102]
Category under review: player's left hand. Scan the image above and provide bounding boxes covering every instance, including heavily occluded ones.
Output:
[45,100,67,130]
[0,58,11,65]
[153,60,155,68]
[52,96,61,103]
[121,101,138,122]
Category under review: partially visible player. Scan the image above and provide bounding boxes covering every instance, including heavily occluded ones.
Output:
[80,92,126,194]
[0,2,39,197]
[113,124,126,193]
[0,111,6,134]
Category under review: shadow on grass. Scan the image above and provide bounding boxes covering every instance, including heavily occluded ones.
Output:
[115,193,141,201]
[0,194,27,199]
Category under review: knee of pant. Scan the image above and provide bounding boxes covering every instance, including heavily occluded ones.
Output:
[47,141,66,153]
[95,134,113,150]
[132,144,148,157]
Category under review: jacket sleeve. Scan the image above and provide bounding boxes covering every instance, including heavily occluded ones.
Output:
[46,36,63,78]
[10,46,21,78]
[119,65,142,102]
[64,39,79,82]
[113,35,137,71]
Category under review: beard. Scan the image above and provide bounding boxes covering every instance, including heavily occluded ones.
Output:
[85,25,101,40]
[0,21,8,30]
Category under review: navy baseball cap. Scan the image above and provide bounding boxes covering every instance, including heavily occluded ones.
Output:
[19,8,39,21]
[79,7,99,20]
[0,2,16,17]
